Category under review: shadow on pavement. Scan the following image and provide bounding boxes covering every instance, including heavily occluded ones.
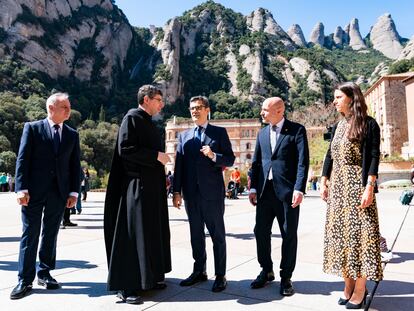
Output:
[57,260,99,270]
[30,281,110,297]
[225,233,281,240]
[0,236,21,242]
[0,260,18,271]
[387,251,414,264]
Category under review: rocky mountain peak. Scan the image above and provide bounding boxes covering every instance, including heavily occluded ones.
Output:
[398,35,414,60]
[346,18,366,50]
[246,8,294,49]
[309,22,325,46]
[0,0,131,88]
[333,26,348,46]
[287,24,307,47]
[369,13,403,59]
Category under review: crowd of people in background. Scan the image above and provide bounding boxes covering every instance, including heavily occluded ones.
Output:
[0,172,14,192]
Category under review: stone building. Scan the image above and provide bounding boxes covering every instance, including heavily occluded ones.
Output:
[364,72,414,157]
[165,117,262,172]
[402,75,414,158]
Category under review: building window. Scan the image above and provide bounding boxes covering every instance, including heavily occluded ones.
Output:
[246,154,252,160]
[175,131,178,139]
[168,132,172,140]
[246,142,251,150]
[251,130,255,137]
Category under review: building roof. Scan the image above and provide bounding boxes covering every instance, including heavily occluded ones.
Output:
[364,72,414,97]
[402,74,414,84]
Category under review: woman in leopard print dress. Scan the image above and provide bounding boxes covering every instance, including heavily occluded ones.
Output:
[320,82,382,309]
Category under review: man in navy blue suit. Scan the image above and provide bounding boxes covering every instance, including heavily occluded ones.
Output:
[249,97,309,296]
[172,96,235,292]
[10,93,80,300]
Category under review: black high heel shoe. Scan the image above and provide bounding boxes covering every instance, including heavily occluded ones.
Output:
[338,297,350,305]
[345,290,368,309]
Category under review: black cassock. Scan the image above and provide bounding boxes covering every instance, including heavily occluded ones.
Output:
[104,108,171,291]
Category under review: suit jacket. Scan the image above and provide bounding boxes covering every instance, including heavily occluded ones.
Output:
[322,116,380,192]
[15,118,81,201]
[173,124,235,201]
[250,119,309,202]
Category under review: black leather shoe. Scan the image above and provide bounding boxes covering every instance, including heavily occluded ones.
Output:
[212,275,227,292]
[280,278,295,296]
[152,282,167,290]
[38,274,60,289]
[70,209,76,214]
[10,282,32,299]
[250,270,275,289]
[117,291,143,304]
[62,221,77,227]
[179,271,208,286]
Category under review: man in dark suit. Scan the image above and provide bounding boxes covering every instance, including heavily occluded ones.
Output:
[249,97,309,296]
[173,96,235,292]
[10,93,80,300]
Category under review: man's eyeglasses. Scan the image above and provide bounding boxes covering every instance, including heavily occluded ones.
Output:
[189,105,205,112]
[151,97,163,102]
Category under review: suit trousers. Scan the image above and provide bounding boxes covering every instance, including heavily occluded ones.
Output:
[18,183,66,283]
[254,180,299,279]
[184,188,226,276]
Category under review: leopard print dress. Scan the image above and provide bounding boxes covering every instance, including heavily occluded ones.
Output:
[323,119,383,281]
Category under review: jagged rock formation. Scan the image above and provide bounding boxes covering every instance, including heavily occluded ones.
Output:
[155,18,183,103]
[287,24,307,47]
[225,49,239,96]
[309,22,325,46]
[0,0,132,88]
[246,8,295,50]
[398,36,414,60]
[347,18,367,50]
[333,26,347,46]
[369,13,403,59]
[368,62,389,85]
[242,46,265,95]
[289,57,311,77]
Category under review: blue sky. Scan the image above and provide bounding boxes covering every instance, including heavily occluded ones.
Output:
[114,0,413,40]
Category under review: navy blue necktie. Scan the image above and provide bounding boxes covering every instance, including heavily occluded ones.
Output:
[194,126,202,150]
[53,124,60,154]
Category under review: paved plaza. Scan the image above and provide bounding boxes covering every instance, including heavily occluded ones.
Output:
[0,189,413,310]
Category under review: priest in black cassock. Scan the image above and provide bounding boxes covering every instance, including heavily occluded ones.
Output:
[104,84,171,304]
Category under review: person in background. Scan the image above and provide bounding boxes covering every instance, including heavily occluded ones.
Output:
[320,82,382,309]
[230,167,241,198]
[7,173,14,192]
[81,167,90,201]
[72,168,85,215]
[0,173,7,192]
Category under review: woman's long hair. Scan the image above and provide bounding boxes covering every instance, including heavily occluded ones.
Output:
[335,82,367,142]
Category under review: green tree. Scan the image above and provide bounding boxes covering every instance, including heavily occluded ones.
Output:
[0,151,17,174]
[0,92,27,153]
[0,135,11,153]
[79,121,118,176]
